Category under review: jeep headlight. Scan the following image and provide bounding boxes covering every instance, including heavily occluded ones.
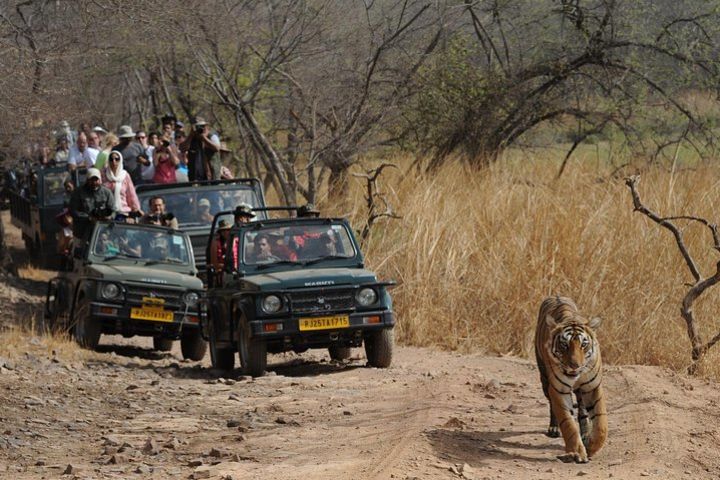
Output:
[356,287,377,307]
[100,283,122,301]
[261,295,282,314]
[182,292,200,308]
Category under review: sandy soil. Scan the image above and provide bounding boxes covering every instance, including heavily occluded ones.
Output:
[2,212,720,480]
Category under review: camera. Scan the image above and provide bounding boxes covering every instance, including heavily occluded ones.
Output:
[92,206,113,218]
[128,210,143,219]
[195,124,205,134]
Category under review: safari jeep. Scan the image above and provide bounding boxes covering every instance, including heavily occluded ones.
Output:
[45,221,207,360]
[202,213,395,376]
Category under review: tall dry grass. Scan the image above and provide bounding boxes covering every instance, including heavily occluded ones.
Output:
[331,150,720,377]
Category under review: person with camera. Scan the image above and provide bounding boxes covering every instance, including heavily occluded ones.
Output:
[179,116,221,181]
[152,138,180,184]
[101,151,142,222]
[69,168,115,240]
[141,195,179,229]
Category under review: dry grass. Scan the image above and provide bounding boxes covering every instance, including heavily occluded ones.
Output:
[0,319,92,363]
[329,150,720,377]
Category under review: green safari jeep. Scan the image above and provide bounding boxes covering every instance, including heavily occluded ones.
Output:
[45,221,207,360]
[202,214,396,376]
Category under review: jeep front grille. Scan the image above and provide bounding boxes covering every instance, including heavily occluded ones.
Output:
[125,285,183,310]
[289,289,355,314]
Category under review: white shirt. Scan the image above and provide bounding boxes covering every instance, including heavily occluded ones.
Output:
[68,146,99,168]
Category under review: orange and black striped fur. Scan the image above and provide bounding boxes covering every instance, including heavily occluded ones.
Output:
[534,296,607,463]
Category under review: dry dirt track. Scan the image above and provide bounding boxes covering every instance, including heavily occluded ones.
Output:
[2,214,720,479]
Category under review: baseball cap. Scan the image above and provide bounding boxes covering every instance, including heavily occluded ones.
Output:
[198,198,211,208]
[87,168,102,180]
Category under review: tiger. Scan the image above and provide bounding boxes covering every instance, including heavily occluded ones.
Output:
[534,296,607,463]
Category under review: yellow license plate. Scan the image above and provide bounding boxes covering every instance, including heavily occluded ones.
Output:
[131,307,174,322]
[299,315,350,331]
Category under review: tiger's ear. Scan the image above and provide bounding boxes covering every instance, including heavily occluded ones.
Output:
[544,314,558,329]
[589,317,602,329]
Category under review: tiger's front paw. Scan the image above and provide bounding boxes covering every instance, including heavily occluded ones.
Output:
[546,426,560,438]
[556,451,589,464]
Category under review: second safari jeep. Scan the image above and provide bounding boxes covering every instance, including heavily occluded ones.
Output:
[45,221,206,360]
[203,214,396,376]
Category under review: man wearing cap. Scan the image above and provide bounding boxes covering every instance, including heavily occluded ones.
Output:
[67,132,99,171]
[179,116,221,181]
[68,168,115,240]
[209,219,233,282]
[112,125,146,185]
[197,198,214,223]
[297,203,320,218]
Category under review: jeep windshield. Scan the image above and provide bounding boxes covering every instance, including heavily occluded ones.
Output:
[138,187,263,228]
[91,224,192,266]
[241,223,357,267]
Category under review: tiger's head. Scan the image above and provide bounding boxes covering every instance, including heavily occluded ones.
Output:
[545,315,601,377]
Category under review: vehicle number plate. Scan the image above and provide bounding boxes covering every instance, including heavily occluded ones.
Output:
[131,307,174,322]
[299,315,349,331]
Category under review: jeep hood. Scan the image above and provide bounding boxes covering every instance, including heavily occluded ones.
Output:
[89,264,202,289]
[244,268,378,290]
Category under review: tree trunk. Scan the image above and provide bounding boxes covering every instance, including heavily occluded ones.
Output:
[0,217,17,276]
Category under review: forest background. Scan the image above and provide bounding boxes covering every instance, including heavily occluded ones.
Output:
[3,0,720,376]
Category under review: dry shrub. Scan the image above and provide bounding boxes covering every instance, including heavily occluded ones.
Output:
[328,151,720,377]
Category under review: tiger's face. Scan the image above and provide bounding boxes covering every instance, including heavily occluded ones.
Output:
[551,324,595,377]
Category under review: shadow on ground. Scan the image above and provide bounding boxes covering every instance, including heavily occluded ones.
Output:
[426,428,561,465]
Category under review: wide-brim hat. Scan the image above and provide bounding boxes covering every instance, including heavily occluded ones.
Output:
[118,125,135,138]
[193,116,208,127]
[233,203,255,218]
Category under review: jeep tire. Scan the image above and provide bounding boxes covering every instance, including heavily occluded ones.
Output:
[237,319,266,377]
[365,329,393,368]
[73,297,101,350]
[153,337,174,352]
[328,345,352,361]
[180,330,207,361]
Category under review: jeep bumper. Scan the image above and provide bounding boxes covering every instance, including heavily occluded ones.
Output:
[89,301,202,338]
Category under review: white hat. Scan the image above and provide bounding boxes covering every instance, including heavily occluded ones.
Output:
[118,125,135,138]
[92,126,108,134]
[87,168,102,180]
[198,198,210,207]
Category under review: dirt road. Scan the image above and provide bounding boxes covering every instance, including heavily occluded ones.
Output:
[2,213,720,480]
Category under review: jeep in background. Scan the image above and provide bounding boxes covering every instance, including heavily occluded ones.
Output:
[135,178,267,283]
[8,165,84,265]
[202,213,396,377]
[45,221,206,360]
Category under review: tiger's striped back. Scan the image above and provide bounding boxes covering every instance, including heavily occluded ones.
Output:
[534,296,607,463]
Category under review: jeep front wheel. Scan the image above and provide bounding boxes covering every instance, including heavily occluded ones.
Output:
[364,329,394,368]
[180,330,207,361]
[237,319,266,377]
[73,298,101,350]
[153,337,174,352]
[329,345,352,361]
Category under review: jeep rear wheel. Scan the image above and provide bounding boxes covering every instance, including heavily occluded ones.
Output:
[364,329,394,368]
[180,330,207,361]
[153,337,174,352]
[73,298,101,350]
[237,319,266,377]
[329,345,352,361]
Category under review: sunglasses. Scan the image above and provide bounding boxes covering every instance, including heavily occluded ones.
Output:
[109,157,120,162]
